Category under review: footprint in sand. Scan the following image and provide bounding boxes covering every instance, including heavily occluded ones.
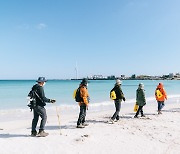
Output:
[75,138,85,142]
[75,134,89,142]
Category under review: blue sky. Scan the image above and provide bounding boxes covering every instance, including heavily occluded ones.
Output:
[0,0,180,79]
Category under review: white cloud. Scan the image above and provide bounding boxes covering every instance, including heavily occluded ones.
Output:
[36,23,47,30]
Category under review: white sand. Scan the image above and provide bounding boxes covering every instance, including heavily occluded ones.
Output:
[0,98,180,154]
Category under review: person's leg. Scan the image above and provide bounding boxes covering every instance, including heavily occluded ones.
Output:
[36,106,47,131]
[77,105,86,126]
[160,101,165,110]
[135,106,143,117]
[31,108,39,134]
[116,100,121,120]
[158,102,162,114]
[111,100,121,121]
[82,105,87,124]
[140,106,145,117]
[34,106,49,137]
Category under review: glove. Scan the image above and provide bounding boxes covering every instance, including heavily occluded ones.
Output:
[123,97,126,101]
[50,99,56,103]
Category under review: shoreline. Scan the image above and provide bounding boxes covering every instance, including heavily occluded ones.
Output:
[1,94,180,111]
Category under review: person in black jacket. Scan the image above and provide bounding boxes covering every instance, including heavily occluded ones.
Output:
[109,79,125,124]
[30,77,56,137]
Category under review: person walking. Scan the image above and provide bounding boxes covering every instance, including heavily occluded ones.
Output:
[77,78,90,128]
[29,77,56,137]
[109,79,125,123]
[134,83,146,118]
[155,83,167,114]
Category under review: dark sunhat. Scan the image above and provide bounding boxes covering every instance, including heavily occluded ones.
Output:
[81,78,89,85]
[36,77,47,83]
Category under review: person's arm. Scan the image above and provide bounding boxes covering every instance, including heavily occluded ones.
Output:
[38,86,51,103]
[120,89,125,101]
[136,90,138,102]
[142,90,146,103]
[163,89,167,100]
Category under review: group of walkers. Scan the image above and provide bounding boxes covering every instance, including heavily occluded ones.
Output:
[28,77,167,137]
[109,79,167,124]
[109,79,167,123]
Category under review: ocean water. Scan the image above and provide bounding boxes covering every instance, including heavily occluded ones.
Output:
[0,80,180,110]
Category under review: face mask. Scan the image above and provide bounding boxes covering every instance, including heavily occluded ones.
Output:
[43,82,46,86]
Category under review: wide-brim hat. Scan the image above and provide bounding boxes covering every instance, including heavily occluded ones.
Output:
[36,77,47,83]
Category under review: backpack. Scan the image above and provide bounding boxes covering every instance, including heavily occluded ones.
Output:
[110,90,116,100]
[27,88,43,111]
[156,89,163,99]
[27,90,37,111]
[74,87,83,102]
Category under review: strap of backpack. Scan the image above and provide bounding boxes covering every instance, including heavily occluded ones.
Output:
[34,91,44,103]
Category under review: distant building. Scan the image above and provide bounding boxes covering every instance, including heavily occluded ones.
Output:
[92,75,104,79]
[107,75,116,80]
[169,73,174,78]
[131,74,136,79]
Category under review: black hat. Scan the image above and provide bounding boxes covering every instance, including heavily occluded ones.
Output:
[36,77,47,83]
[81,78,88,85]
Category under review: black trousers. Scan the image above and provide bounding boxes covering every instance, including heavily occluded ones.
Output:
[135,106,144,116]
[32,106,47,132]
[111,99,121,120]
[77,104,87,126]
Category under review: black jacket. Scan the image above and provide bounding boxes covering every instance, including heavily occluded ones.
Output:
[111,84,125,100]
[32,84,50,107]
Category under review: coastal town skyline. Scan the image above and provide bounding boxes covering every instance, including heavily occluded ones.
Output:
[72,72,180,80]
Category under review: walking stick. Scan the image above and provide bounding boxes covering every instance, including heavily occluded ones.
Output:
[55,105,62,135]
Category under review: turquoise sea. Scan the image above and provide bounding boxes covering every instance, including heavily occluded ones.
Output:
[0,80,180,109]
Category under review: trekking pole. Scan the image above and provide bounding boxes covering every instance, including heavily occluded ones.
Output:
[55,105,62,135]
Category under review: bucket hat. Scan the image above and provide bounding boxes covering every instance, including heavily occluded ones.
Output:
[139,83,144,88]
[116,79,122,85]
[36,77,47,83]
[81,78,88,85]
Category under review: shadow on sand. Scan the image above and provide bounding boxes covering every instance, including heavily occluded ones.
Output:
[162,108,180,113]
[127,112,156,116]
[86,119,107,124]
[103,115,133,120]
[0,134,29,138]
[45,125,76,130]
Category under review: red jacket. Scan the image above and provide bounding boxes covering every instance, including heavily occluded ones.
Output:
[155,83,167,101]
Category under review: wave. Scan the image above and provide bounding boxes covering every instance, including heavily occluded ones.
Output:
[0,94,180,115]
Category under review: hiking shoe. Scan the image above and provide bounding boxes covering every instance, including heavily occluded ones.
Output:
[31,131,37,137]
[141,115,145,117]
[158,111,162,114]
[134,115,138,118]
[108,119,114,124]
[114,119,119,122]
[37,130,49,137]
[82,123,89,126]
[77,124,85,128]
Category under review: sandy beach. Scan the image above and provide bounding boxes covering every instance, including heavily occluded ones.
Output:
[0,97,180,154]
